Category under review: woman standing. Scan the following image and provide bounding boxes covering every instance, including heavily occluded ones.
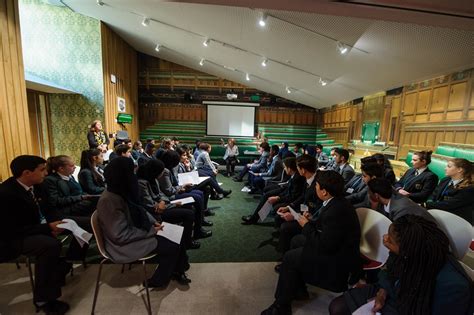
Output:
[87,120,109,152]
[97,157,190,287]
[426,158,474,224]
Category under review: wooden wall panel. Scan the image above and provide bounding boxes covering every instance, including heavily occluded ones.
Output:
[0,0,33,181]
[101,23,139,142]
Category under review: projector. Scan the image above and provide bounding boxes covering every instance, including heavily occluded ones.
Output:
[226,93,238,100]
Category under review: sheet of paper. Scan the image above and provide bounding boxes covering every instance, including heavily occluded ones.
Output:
[57,219,93,248]
[352,300,379,315]
[103,149,113,161]
[170,197,195,205]
[198,176,209,184]
[241,186,251,192]
[178,171,197,186]
[258,201,273,222]
[288,206,301,221]
[157,222,184,245]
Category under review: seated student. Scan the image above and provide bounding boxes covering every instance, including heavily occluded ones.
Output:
[171,136,180,149]
[368,178,434,222]
[279,142,289,159]
[220,138,239,177]
[97,157,191,287]
[45,155,97,217]
[109,143,133,162]
[323,147,338,170]
[333,148,355,184]
[194,143,231,197]
[345,162,383,207]
[426,158,474,224]
[275,155,322,254]
[233,142,270,182]
[315,144,329,166]
[394,150,438,203]
[241,157,306,225]
[193,139,202,161]
[131,141,143,160]
[180,144,196,170]
[0,156,74,314]
[249,145,283,193]
[293,142,304,157]
[372,153,396,184]
[137,160,200,249]
[262,170,361,315]
[137,143,155,167]
[78,149,105,195]
[158,150,212,239]
[329,215,473,315]
[304,145,316,157]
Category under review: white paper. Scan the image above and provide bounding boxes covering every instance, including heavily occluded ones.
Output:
[103,149,113,161]
[178,171,210,186]
[57,219,93,248]
[170,197,195,205]
[241,186,251,192]
[288,206,301,221]
[157,222,184,245]
[198,176,210,184]
[258,201,273,222]
[218,182,223,186]
[352,300,379,315]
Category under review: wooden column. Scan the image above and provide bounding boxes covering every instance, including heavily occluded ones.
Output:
[0,0,33,181]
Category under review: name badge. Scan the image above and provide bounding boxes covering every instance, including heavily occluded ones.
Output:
[300,204,309,213]
[346,188,354,194]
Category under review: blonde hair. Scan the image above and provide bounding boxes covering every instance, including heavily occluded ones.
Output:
[451,158,474,189]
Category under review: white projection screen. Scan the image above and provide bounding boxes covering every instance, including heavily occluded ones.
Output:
[205,101,258,137]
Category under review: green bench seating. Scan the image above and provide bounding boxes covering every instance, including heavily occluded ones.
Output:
[435,142,474,161]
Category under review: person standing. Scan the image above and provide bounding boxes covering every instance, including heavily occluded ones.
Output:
[87,120,109,152]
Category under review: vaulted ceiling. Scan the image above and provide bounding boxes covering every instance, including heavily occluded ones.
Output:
[63,0,474,108]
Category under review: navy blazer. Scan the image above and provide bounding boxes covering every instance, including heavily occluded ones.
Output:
[289,177,322,215]
[426,177,474,224]
[279,173,307,205]
[395,167,438,203]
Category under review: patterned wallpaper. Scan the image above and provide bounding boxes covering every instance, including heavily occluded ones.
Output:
[19,0,104,161]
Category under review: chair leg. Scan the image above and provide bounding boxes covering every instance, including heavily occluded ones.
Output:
[16,260,21,270]
[129,263,132,271]
[142,261,152,315]
[91,258,107,315]
[26,257,35,294]
[121,264,125,274]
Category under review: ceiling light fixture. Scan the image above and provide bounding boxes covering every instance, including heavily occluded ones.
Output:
[203,38,210,47]
[261,58,268,67]
[336,41,349,55]
[286,86,292,94]
[142,17,150,27]
[245,73,250,81]
[97,0,104,6]
[319,77,328,86]
[155,44,161,52]
[199,58,205,66]
[258,12,268,27]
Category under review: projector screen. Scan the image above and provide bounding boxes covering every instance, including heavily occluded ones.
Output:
[206,102,257,137]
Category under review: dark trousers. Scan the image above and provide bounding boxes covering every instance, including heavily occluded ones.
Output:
[250,188,283,219]
[196,172,224,195]
[21,234,62,303]
[149,236,188,286]
[160,207,194,248]
[276,220,302,253]
[225,157,237,175]
[175,191,204,234]
[275,235,308,306]
[62,198,98,217]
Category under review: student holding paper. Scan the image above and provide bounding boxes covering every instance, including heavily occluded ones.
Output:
[97,157,191,287]
[137,160,201,250]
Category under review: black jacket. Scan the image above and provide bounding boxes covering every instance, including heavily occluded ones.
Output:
[289,176,322,216]
[344,174,367,205]
[78,168,105,194]
[426,177,474,224]
[394,167,438,203]
[300,197,361,292]
[278,173,307,205]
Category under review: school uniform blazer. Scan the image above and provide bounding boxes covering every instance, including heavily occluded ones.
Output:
[78,168,105,195]
[426,177,474,224]
[157,168,182,198]
[261,156,284,181]
[344,174,367,204]
[394,167,439,203]
[376,193,434,222]
[278,173,307,205]
[316,152,329,165]
[137,178,175,216]
[253,151,269,172]
[301,197,361,292]
[289,177,322,215]
[337,163,355,184]
[44,173,84,209]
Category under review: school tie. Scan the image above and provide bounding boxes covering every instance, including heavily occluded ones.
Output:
[28,188,46,223]
[414,170,419,176]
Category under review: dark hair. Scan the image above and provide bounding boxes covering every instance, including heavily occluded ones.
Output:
[283,157,297,171]
[335,148,349,162]
[305,145,316,157]
[367,178,392,199]
[271,145,280,155]
[282,151,296,159]
[260,142,270,152]
[145,143,155,153]
[361,163,383,178]
[360,156,377,165]
[390,215,449,314]
[199,143,210,151]
[136,159,165,183]
[80,149,102,184]
[282,142,289,148]
[175,146,186,156]
[46,155,71,174]
[160,150,181,170]
[115,144,130,156]
[315,170,344,197]
[180,144,191,152]
[10,155,47,178]
[414,150,433,165]
[316,144,323,150]
[296,154,317,173]
[171,136,179,142]
[133,141,142,150]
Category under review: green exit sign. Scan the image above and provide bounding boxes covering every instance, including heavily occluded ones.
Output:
[250,95,260,102]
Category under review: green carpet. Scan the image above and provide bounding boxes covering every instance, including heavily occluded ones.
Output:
[188,175,280,263]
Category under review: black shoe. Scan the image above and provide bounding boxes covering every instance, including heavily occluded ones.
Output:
[222,190,232,197]
[274,263,282,273]
[204,209,215,216]
[172,272,191,285]
[202,219,213,226]
[233,177,243,182]
[184,262,190,271]
[188,240,201,250]
[35,300,70,315]
[143,279,168,289]
[241,215,258,225]
[195,229,212,239]
[210,194,223,200]
[261,303,292,315]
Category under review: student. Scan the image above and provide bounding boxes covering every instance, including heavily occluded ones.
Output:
[87,120,109,152]
[426,158,474,224]
[293,142,304,157]
[137,143,155,167]
[329,215,472,315]
[221,138,239,177]
[131,141,143,160]
[345,162,383,207]
[78,149,105,195]
[234,142,270,182]
[315,144,329,166]
[262,170,361,315]
[97,157,191,287]
[279,142,289,159]
[324,147,338,170]
[372,153,396,184]
[394,150,438,203]
[333,148,355,184]
[249,145,283,193]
